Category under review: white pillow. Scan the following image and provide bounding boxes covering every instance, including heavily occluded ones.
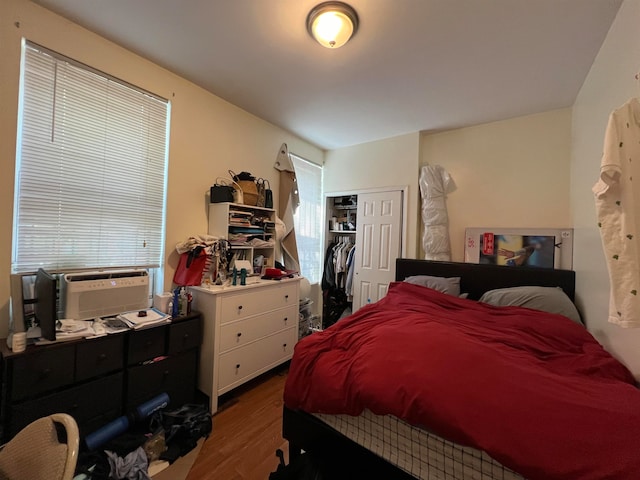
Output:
[403,275,461,297]
[478,286,582,325]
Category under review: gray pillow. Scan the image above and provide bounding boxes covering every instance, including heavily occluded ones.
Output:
[478,286,582,325]
[403,275,461,297]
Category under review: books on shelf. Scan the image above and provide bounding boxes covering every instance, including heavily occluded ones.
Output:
[229,210,254,226]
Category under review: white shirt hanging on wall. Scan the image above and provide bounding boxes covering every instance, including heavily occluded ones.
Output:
[593,97,640,327]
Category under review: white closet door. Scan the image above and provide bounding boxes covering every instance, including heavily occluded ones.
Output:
[352,190,403,311]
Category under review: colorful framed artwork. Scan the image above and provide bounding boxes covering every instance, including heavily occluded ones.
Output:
[464,228,573,270]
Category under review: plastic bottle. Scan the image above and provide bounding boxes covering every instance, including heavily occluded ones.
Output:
[180,287,188,316]
[172,287,180,318]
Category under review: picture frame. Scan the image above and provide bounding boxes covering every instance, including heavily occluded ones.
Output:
[464,228,573,270]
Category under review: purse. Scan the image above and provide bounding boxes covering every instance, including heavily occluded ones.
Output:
[211,177,242,204]
[264,180,273,209]
[173,246,209,286]
[229,170,258,206]
[257,178,273,209]
[210,183,234,203]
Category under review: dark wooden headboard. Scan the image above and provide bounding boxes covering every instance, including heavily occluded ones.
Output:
[395,259,575,301]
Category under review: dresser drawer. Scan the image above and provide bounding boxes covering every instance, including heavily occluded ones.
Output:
[127,327,166,365]
[219,283,298,323]
[76,334,125,382]
[8,372,123,438]
[11,344,76,401]
[168,316,202,355]
[218,327,297,392]
[219,305,297,353]
[126,349,198,410]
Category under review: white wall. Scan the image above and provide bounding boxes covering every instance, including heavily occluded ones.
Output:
[323,133,421,258]
[420,109,573,261]
[0,0,323,337]
[572,0,640,378]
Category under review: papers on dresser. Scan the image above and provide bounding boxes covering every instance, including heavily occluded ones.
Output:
[33,319,96,344]
[57,319,94,338]
[117,308,171,329]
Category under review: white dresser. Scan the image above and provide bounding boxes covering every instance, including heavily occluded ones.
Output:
[191,277,300,412]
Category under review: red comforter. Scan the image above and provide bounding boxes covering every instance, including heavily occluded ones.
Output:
[284,282,640,480]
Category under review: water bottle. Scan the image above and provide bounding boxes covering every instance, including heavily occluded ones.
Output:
[172,287,180,318]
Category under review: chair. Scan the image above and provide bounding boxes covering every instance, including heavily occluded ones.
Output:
[0,413,79,480]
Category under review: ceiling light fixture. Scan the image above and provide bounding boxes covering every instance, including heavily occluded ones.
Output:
[306,1,359,49]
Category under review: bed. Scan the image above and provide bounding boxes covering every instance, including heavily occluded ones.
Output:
[282,259,640,480]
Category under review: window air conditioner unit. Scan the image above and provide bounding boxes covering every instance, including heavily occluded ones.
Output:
[61,269,150,320]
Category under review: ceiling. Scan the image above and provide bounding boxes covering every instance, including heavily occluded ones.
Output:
[32,0,623,151]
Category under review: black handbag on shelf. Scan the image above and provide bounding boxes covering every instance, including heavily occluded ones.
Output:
[210,178,235,203]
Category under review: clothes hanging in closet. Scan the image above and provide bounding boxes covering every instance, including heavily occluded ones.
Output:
[321,237,355,327]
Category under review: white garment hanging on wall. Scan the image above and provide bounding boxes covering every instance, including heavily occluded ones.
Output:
[274,143,300,272]
[419,165,454,261]
[593,97,640,328]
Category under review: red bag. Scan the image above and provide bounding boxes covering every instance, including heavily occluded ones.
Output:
[173,246,209,286]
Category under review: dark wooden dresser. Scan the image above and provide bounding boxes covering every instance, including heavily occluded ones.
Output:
[0,312,202,443]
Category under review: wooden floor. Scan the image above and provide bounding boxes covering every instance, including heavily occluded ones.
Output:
[185,365,290,480]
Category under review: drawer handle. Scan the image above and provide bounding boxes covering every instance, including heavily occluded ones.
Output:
[283,343,287,348]
[235,364,241,370]
[183,333,189,340]
[283,317,288,322]
[285,295,289,300]
[98,353,107,361]
[236,332,242,337]
[163,370,170,377]
[40,368,51,378]
[146,340,153,347]
[237,305,243,310]
[71,404,79,411]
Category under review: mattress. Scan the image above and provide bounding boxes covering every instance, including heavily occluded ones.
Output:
[314,410,525,480]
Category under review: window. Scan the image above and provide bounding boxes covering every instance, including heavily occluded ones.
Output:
[290,154,323,284]
[12,41,170,275]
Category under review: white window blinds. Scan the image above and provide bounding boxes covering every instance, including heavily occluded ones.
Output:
[12,42,170,273]
[290,154,323,284]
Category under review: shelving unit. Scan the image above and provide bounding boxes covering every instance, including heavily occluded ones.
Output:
[327,196,358,237]
[208,202,276,275]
